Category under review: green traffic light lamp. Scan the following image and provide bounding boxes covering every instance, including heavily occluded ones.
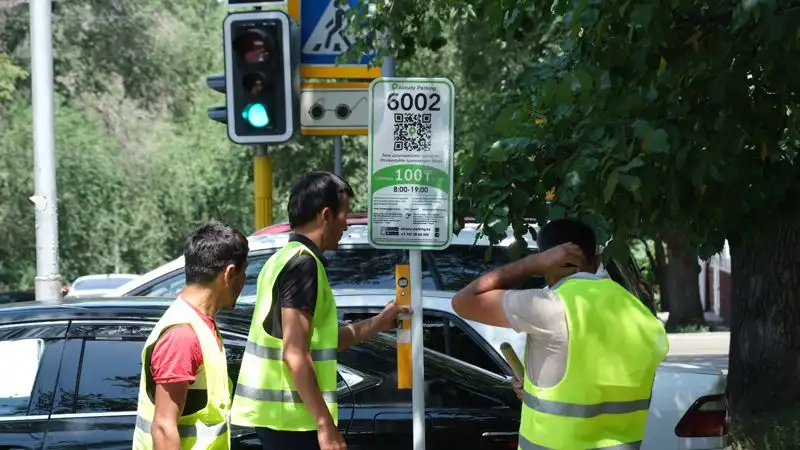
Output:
[242,103,270,128]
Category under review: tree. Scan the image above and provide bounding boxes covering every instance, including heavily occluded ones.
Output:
[3,0,467,290]
[663,237,706,331]
[350,0,800,440]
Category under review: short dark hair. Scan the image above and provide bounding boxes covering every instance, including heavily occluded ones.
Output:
[537,218,597,259]
[288,171,354,228]
[183,220,249,285]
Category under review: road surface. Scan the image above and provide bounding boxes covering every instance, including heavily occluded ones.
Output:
[666,331,730,374]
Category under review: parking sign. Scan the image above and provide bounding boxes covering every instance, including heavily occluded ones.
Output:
[367,78,455,250]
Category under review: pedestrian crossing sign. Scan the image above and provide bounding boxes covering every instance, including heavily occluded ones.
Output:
[289,0,381,79]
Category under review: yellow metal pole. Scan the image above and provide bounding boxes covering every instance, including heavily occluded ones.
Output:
[253,146,273,230]
[396,263,412,389]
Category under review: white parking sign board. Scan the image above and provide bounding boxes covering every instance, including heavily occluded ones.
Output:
[367,78,455,250]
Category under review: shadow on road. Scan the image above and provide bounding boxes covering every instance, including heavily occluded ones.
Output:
[666,354,729,375]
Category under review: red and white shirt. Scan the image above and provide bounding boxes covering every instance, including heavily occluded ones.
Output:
[150,299,223,384]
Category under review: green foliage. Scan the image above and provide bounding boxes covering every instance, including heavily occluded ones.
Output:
[629,240,656,288]
[350,0,800,258]
[0,0,460,290]
[0,53,26,102]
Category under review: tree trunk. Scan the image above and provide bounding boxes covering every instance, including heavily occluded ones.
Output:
[664,235,706,331]
[728,222,800,446]
[654,239,669,312]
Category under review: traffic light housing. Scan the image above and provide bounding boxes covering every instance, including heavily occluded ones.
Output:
[223,10,299,144]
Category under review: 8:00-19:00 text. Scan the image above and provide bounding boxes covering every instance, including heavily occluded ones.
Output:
[393,186,429,193]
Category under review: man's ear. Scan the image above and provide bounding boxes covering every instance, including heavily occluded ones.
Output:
[222,264,237,285]
[321,207,332,222]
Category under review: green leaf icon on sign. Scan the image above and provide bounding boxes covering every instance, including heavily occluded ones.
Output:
[408,127,417,135]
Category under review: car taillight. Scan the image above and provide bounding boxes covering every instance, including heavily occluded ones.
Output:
[675,394,728,438]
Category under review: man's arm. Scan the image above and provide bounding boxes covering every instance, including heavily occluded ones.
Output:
[452,243,584,327]
[451,254,548,327]
[152,382,188,450]
[149,325,202,450]
[338,312,390,351]
[282,307,336,429]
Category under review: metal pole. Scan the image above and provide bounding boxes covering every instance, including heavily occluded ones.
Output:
[409,247,425,450]
[382,56,395,80]
[253,145,273,230]
[333,136,343,176]
[30,0,62,303]
[382,55,426,450]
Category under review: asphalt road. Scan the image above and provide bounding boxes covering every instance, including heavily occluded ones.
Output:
[666,331,730,374]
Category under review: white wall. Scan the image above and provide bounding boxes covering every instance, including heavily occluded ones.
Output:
[700,240,730,316]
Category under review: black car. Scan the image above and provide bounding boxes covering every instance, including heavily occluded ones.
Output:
[0,298,521,449]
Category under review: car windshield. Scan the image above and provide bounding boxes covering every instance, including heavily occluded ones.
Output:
[431,245,547,291]
[74,277,135,291]
[136,243,545,298]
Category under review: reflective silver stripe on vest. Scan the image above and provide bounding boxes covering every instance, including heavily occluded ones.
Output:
[135,415,227,438]
[522,391,651,418]
[235,384,337,404]
[245,340,337,361]
[518,434,642,450]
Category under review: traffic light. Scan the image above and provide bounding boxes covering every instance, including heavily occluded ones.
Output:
[222,10,299,144]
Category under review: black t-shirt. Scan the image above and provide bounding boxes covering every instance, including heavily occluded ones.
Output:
[263,233,327,338]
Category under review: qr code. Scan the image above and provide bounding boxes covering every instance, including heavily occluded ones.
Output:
[393,113,432,152]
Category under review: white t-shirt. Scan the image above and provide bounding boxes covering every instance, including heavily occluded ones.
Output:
[501,272,607,388]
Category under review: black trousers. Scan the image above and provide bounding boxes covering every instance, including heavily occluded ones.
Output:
[256,427,320,450]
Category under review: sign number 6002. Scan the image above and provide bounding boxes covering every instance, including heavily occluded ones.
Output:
[387,93,441,112]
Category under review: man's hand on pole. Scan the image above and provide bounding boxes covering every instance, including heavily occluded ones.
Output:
[377,300,412,331]
[512,376,523,402]
[338,301,412,350]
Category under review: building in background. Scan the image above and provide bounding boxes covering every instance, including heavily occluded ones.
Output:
[699,241,731,324]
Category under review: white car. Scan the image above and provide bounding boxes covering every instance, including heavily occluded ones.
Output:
[65,273,140,298]
[107,218,729,449]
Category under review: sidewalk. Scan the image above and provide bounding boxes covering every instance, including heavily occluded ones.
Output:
[656,311,729,331]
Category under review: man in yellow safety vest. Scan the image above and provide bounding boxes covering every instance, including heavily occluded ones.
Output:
[133,220,250,449]
[452,218,668,449]
[230,171,409,450]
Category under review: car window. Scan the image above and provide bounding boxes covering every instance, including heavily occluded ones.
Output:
[432,245,546,291]
[341,311,505,376]
[134,247,437,297]
[325,247,436,290]
[73,277,134,291]
[136,253,274,298]
[137,272,186,297]
[221,333,246,389]
[0,339,45,416]
[75,339,143,413]
[69,327,249,415]
[337,332,506,409]
[446,321,505,375]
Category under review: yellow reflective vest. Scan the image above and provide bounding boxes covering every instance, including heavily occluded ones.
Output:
[518,276,669,449]
[230,241,339,430]
[132,298,231,450]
